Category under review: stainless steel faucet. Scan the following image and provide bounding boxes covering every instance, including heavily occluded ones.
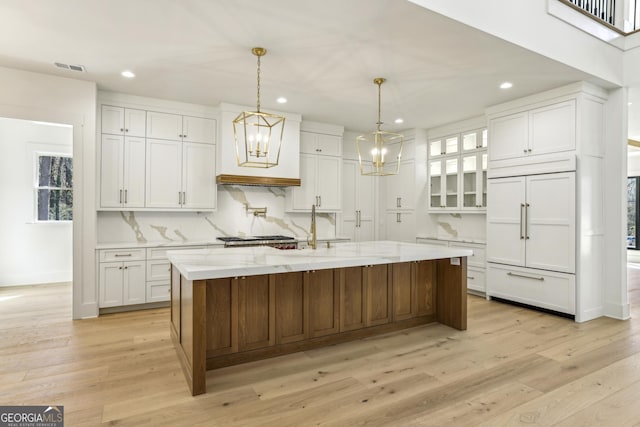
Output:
[308,204,317,249]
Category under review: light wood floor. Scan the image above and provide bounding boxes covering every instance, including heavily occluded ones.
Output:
[2,273,640,426]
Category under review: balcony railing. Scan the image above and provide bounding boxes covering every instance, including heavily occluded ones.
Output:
[564,0,639,32]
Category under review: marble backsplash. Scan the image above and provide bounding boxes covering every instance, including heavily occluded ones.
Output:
[97,185,336,244]
[433,213,487,242]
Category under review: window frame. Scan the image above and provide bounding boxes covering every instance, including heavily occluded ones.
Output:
[34,151,73,223]
[628,176,639,250]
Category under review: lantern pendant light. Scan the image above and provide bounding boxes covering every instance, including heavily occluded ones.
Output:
[233,47,285,168]
[356,77,404,176]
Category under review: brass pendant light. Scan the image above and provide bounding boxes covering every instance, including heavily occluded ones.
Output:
[356,78,404,176]
[233,47,285,168]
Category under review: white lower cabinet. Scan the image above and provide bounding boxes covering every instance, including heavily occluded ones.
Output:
[385,211,415,243]
[487,263,576,315]
[466,267,486,294]
[98,245,206,308]
[99,261,145,308]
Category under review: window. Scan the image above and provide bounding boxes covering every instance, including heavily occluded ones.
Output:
[628,177,638,249]
[36,154,73,221]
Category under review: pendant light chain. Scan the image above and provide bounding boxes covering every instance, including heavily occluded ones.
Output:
[256,54,261,113]
[377,80,382,131]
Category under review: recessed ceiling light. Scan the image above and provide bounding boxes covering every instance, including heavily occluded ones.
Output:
[276,97,287,104]
[121,70,135,78]
[500,82,513,89]
[629,102,633,106]
[394,118,404,124]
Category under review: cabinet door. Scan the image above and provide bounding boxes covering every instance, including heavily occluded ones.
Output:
[392,262,415,321]
[444,157,459,209]
[340,266,366,332]
[316,155,341,211]
[342,160,358,222]
[357,219,375,242]
[488,112,528,161]
[486,176,526,266]
[529,101,576,156]
[182,142,216,210]
[124,108,146,137]
[99,262,124,307]
[100,135,124,208]
[316,134,341,156]
[461,129,487,152]
[275,272,307,344]
[146,139,182,208]
[122,136,146,208]
[101,105,124,135]
[299,131,317,154]
[291,153,317,210]
[525,172,575,273]
[365,264,391,327]
[384,163,401,210]
[429,160,444,209]
[147,111,182,141]
[307,269,339,338]
[358,171,376,220]
[123,261,146,305]
[414,260,435,316]
[461,154,478,209]
[183,116,216,144]
[237,275,275,351]
[385,211,416,242]
[206,278,238,357]
[428,135,459,157]
[392,160,415,210]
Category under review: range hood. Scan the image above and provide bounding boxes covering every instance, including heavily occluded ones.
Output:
[216,103,302,187]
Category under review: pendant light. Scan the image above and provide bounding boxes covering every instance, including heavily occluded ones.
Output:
[356,78,404,176]
[233,47,285,168]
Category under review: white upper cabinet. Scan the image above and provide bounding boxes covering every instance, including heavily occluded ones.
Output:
[288,153,341,212]
[341,159,375,242]
[100,135,146,208]
[488,100,575,162]
[147,111,215,144]
[300,131,342,156]
[145,139,216,210]
[429,135,459,158]
[102,105,146,137]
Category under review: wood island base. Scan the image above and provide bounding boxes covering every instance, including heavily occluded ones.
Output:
[170,258,467,396]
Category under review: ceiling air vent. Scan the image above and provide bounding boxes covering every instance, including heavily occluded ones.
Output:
[54,62,86,72]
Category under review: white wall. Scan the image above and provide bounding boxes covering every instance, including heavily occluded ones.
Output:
[0,65,97,319]
[0,118,73,285]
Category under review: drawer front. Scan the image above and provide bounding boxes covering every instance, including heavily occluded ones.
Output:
[146,245,206,260]
[450,242,486,267]
[487,263,575,314]
[100,248,145,262]
[146,281,170,303]
[466,267,485,293]
[147,260,171,281]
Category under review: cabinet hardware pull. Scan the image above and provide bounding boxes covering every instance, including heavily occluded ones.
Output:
[318,195,321,207]
[120,128,124,132]
[119,189,123,204]
[396,212,401,223]
[124,266,128,270]
[182,192,186,205]
[523,149,528,153]
[520,203,525,240]
[525,203,530,239]
[507,271,544,281]
[125,128,129,132]
[115,254,132,257]
[399,197,402,207]
[184,134,187,138]
[467,276,474,280]
[528,148,532,152]
[124,189,128,204]
[119,266,123,270]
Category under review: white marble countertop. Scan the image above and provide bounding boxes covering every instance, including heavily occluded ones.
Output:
[416,236,487,245]
[95,236,351,250]
[168,240,473,281]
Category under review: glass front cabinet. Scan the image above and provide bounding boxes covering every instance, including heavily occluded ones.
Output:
[428,128,487,213]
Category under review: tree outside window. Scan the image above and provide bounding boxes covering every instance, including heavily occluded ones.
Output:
[628,177,638,250]
[37,154,73,221]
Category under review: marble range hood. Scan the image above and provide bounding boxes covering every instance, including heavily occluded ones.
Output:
[217,103,302,187]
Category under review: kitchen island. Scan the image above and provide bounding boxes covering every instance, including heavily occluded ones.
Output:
[168,241,472,395]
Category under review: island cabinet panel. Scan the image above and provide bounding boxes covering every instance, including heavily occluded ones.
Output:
[365,264,392,327]
[206,278,238,357]
[415,260,436,317]
[307,269,340,338]
[275,272,308,344]
[237,275,275,352]
[392,262,415,321]
[339,267,367,332]
[170,265,181,337]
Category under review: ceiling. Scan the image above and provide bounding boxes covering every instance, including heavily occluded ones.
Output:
[0,0,616,132]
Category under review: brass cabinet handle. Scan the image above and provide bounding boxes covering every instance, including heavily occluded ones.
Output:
[507,271,544,281]
[520,203,525,240]
[182,192,186,205]
[119,189,123,204]
[124,189,128,204]
[525,203,530,239]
